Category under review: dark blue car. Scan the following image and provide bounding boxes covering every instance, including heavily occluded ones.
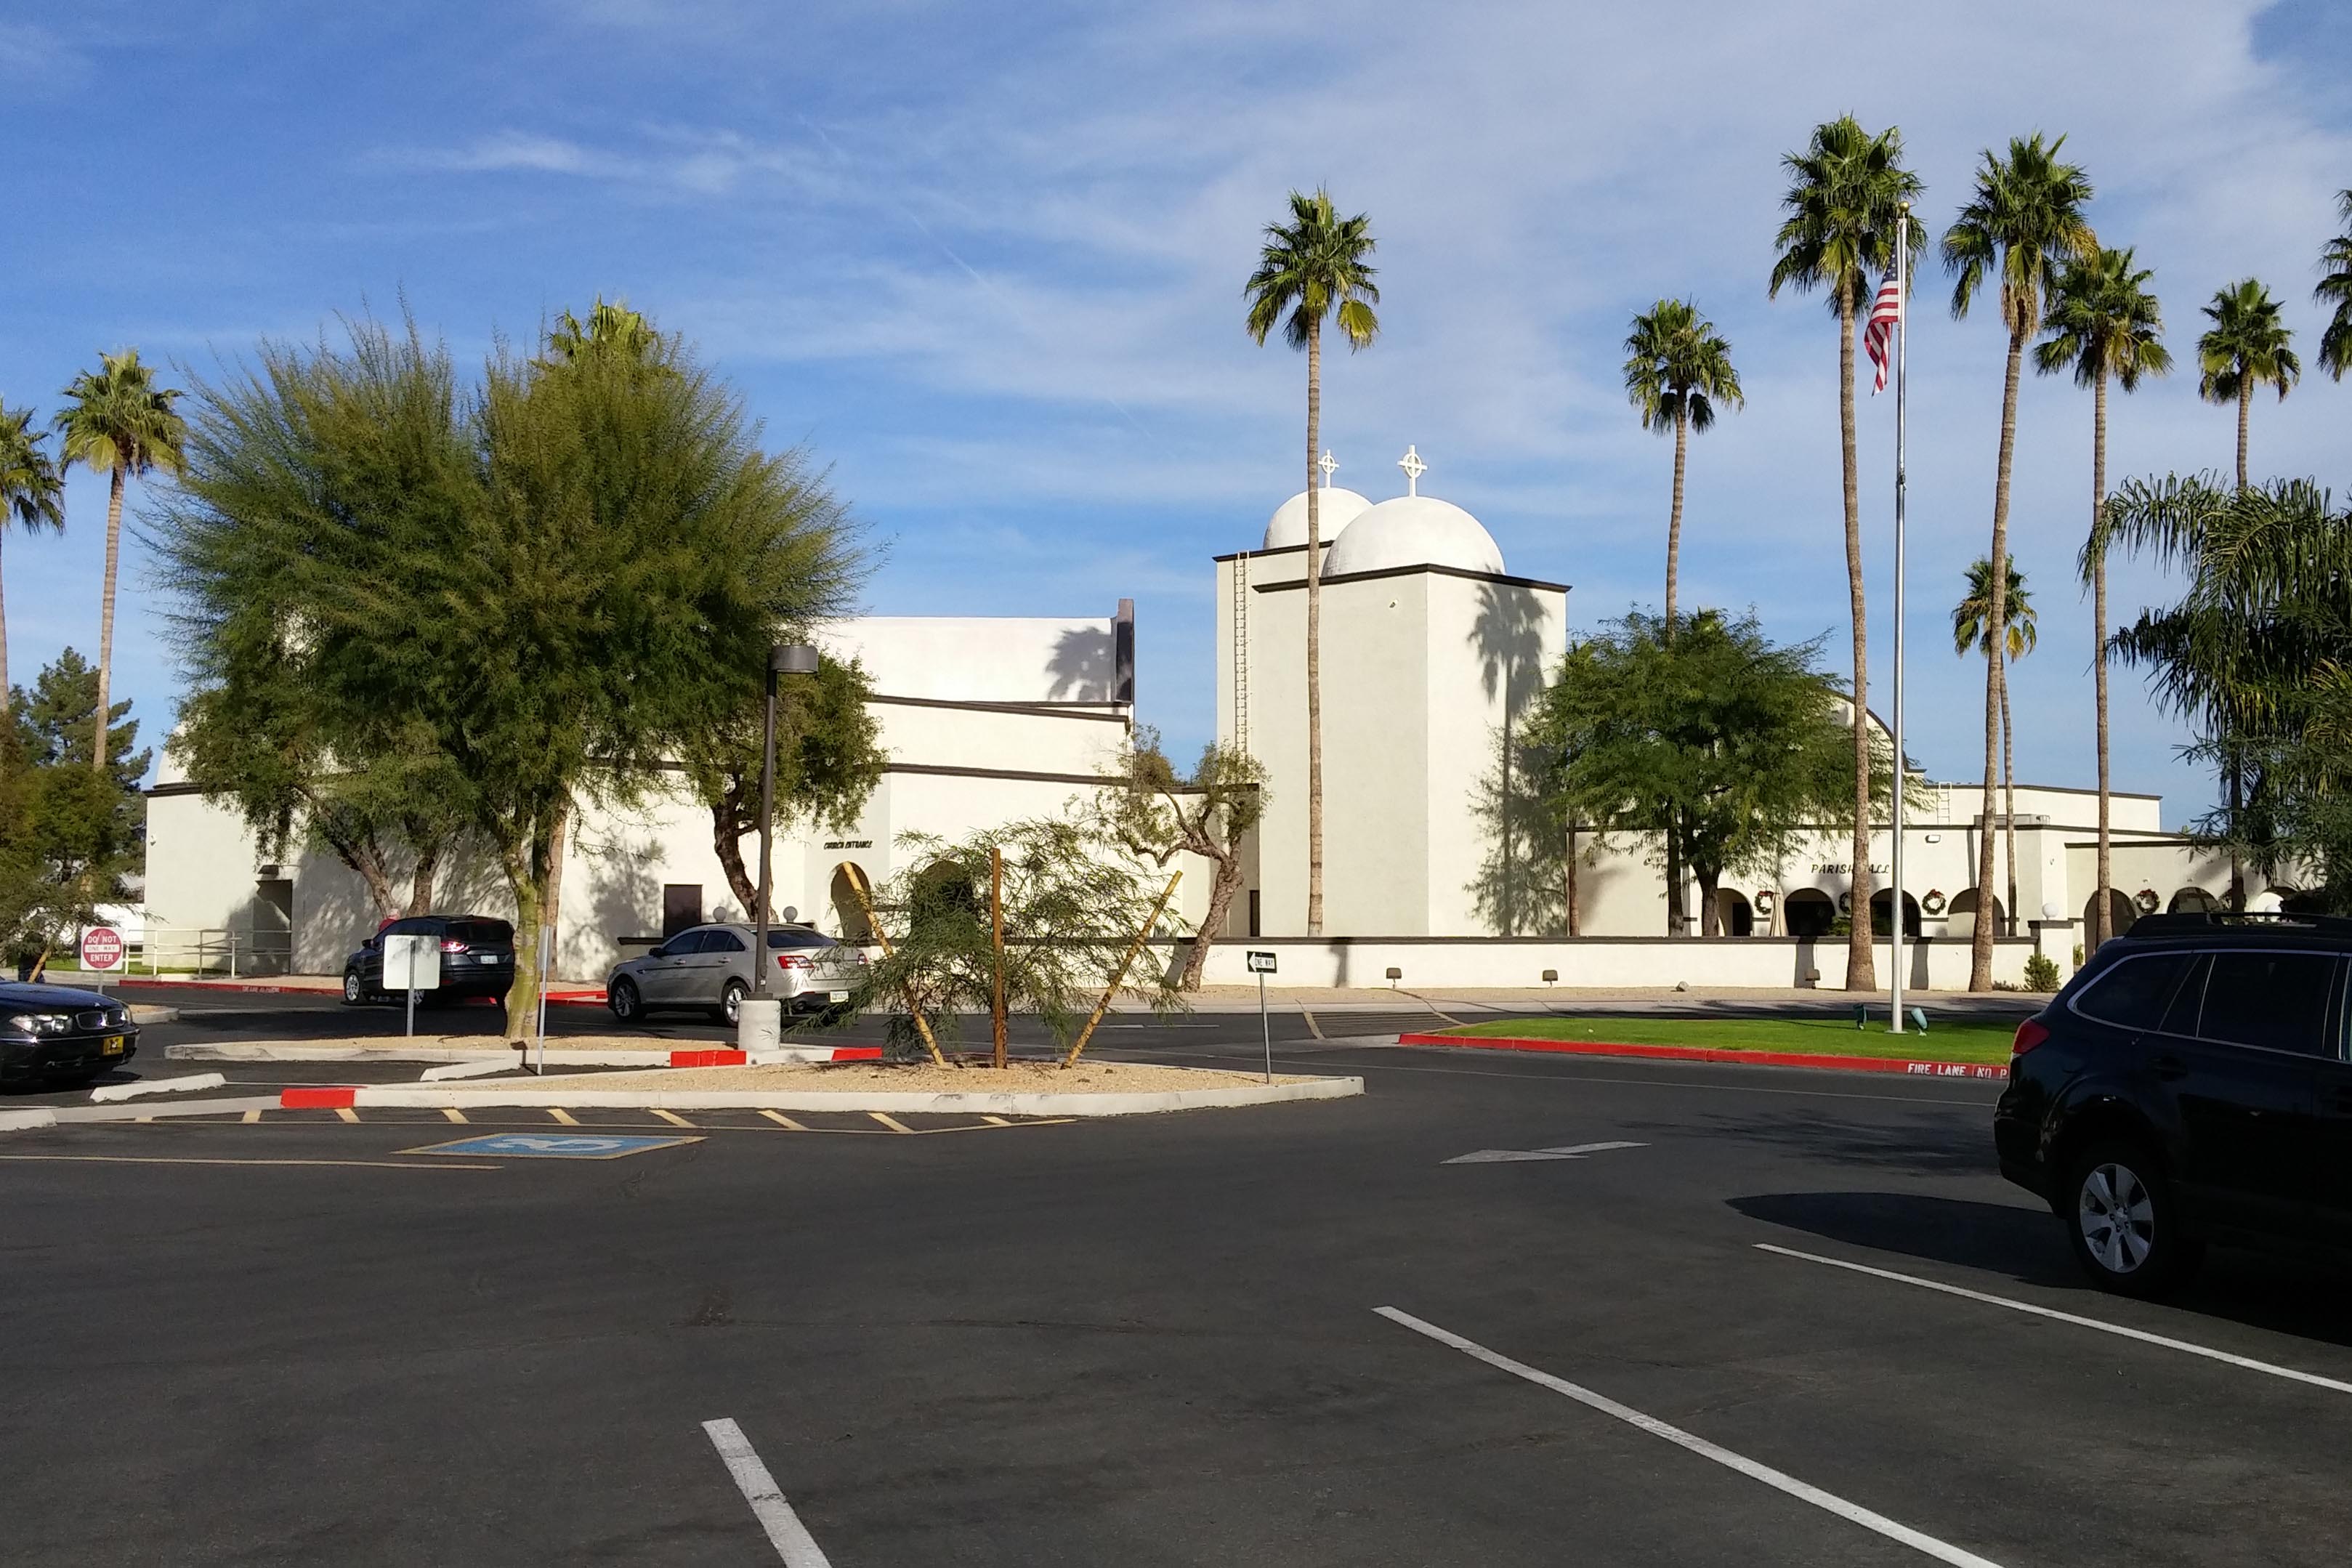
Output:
[0,980,138,1088]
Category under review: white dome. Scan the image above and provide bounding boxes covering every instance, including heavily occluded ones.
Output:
[1264,486,1371,550]
[1323,494,1506,578]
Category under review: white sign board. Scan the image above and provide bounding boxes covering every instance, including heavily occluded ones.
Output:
[1245,950,1277,974]
[383,932,442,993]
[80,926,126,972]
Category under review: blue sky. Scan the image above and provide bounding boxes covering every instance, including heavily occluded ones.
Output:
[4,0,2349,826]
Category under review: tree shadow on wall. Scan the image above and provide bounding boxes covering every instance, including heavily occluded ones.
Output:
[1464,582,1556,935]
[1046,626,1113,701]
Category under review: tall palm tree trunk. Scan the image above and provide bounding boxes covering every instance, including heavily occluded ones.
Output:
[0,531,11,714]
[1838,281,1875,990]
[1665,403,1688,634]
[92,464,126,772]
[2000,663,2018,934]
[2235,379,2251,492]
[2092,369,2112,950]
[1304,320,1325,937]
[1971,330,2026,990]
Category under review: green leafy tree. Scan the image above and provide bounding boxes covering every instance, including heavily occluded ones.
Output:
[1623,299,1742,634]
[844,819,1184,1059]
[2317,190,2352,383]
[1769,116,1921,987]
[2037,246,2170,947]
[1092,725,1265,990]
[1244,188,1380,939]
[0,652,145,974]
[1952,557,2036,937]
[1526,610,1874,937]
[54,349,185,773]
[2197,278,2299,491]
[543,295,663,368]
[679,650,885,922]
[1941,131,2096,989]
[151,307,862,1027]
[0,405,65,711]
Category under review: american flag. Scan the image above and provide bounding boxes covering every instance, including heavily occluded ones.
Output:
[1863,265,1903,395]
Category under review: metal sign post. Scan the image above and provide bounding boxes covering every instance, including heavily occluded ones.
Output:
[534,924,554,1077]
[383,934,440,1040]
[1246,950,1277,1083]
[80,926,124,1000]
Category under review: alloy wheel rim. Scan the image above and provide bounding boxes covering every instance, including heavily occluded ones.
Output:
[2078,1162,2156,1274]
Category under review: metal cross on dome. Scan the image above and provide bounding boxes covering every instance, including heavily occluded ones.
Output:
[1398,445,1426,496]
[1317,450,1338,488]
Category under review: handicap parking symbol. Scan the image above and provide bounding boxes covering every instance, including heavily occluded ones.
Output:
[402,1133,701,1160]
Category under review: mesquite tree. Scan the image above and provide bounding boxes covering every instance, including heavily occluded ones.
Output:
[1093,726,1264,990]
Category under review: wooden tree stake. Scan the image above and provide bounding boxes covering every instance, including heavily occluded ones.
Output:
[846,862,948,1068]
[990,846,1008,1070]
[1064,870,1181,1068]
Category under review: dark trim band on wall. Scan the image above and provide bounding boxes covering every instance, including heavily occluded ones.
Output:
[881,761,1130,787]
[1250,561,1571,594]
[1212,541,1330,563]
[869,693,1131,722]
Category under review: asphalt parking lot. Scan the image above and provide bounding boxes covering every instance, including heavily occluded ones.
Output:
[9,1025,2352,1566]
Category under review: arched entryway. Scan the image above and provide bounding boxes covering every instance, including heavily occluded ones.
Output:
[1714,888,1755,937]
[2085,888,2137,942]
[2167,886,2220,915]
[1785,888,1835,938]
[828,862,878,942]
[1869,889,1921,938]
[1946,887,2005,934]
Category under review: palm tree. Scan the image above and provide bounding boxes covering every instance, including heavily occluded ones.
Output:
[544,295,661,365]
[1953,557,2037,938]
[1941,132,2096,990]
[2318,190,2352,382]
[2197,279,2298,491]
[0,405,67,713]
[1244,189,1380,938]
[55,350,185,772]
[1622,299,1742,635]
[2037,247,2170,950]
[1769,116,1921,992]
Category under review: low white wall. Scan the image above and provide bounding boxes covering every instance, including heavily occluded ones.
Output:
[1176,936,2036,992]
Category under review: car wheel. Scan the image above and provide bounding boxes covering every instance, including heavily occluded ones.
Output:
[721,978,748,1026]
[342,970,365,1006]
[2064,1140,2202,1298]
[609,977,642,1025]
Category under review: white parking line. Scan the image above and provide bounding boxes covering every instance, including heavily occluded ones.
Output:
[701,1418,833,1567]
[1755,1242,2352,1397]
[1375,1306,2006,1568]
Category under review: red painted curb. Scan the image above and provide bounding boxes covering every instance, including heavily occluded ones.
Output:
[670,1048,748,1067]
[829,1046,884,1061]
[280,1086,359,1109]
[1397,1032,2011,1081]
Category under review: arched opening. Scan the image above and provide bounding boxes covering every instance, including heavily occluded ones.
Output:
[2167,886,2220,915]
[1715,888,1755,937]
[1869,889,1922,939]
[829,862,877,943]
[1785,889,1835,938]
[2084,889,2136,943]
[1945,887,2005,935]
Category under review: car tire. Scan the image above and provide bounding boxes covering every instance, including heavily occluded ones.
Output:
[342,970,365,1006]
[2063,1139,2203,1298]
[609,977,643,1025]
[721,978,748,1026]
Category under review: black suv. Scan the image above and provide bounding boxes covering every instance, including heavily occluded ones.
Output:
[342,916,517,1006]
[1996,912,2352,1296]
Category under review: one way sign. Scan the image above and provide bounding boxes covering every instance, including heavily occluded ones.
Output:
[1442,1140,1647,1165]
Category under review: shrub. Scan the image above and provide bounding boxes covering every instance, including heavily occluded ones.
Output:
[2021,953,2062,992]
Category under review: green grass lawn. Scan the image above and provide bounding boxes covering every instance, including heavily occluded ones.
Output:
[1438,1014,2021,1064]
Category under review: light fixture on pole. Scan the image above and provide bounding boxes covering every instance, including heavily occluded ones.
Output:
[743,642,820,1052]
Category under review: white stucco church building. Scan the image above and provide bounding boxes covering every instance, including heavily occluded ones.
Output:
[140,446,2254,990]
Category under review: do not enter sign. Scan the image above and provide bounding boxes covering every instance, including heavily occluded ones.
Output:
[81,926,125,972]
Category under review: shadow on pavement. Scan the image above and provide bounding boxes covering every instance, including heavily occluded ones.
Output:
[1733,1189,2352,1352]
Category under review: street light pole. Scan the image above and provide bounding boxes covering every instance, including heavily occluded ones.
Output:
[745,643,820,1048]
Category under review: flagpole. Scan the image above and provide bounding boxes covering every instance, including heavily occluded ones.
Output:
[1889,203,1911,1032]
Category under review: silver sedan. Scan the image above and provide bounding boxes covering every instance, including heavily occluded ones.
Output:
[605,924,867,1025]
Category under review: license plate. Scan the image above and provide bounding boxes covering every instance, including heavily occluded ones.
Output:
[828,990,849,1002]
[102,1035,125,1055]
[480,954,501,963]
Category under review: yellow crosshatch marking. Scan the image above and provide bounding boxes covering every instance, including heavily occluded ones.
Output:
[546,1108,581,1126]
[86,1107,1080,1136]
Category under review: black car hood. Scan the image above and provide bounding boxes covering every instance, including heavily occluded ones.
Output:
[0,980,121,1009]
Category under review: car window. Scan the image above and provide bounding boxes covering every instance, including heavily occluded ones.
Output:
[2194,950,2339,1055]
[2074,952,2200,1031]
[765,929,836,950]
[446,920,512,947]
[704,930,746,953]
[657,931,703,958]
[2156,955,2210,1036]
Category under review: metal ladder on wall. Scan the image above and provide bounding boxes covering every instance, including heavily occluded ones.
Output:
[1232,551,1250,753]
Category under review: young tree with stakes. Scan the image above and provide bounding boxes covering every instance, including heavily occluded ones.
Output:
[1941,132,2096,990]
[2036,246,2170,949]
[1245,188,1379,938]
[1769,115,1920,989]
[1094,726,1266,990]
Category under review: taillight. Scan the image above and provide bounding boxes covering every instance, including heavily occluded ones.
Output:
[775,953,810,971]
[2012,1018,2050,1055]
[440,939,470,954]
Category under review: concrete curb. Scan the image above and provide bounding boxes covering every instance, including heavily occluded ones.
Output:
[342,1074,1365,1118]
[1398,1032,2011,1081]
[90,1072,228,1103]
[166,1042,871,1067]
[0,1108,59,1131]
[48,1096,285,1123]
[129,1005,179,1024]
